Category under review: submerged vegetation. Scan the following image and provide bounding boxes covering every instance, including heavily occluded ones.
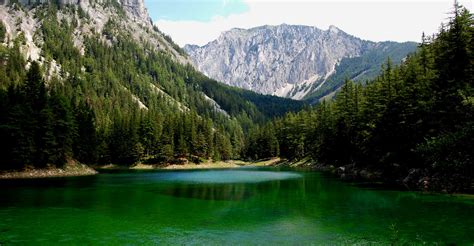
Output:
[245,4,473,192]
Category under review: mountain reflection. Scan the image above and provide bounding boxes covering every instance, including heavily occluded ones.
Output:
[158,183,252,201]
[155,178,306,201]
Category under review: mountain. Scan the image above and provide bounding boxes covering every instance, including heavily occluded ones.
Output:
[184,24,418,102]
[0,0,304,169]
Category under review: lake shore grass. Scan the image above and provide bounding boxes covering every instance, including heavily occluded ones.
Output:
[0,158,281,179]
[96,158,283,171]
[0,158,284,179]
[0,161,98,179]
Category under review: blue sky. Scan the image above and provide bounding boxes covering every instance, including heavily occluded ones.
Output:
[145,0,249,22]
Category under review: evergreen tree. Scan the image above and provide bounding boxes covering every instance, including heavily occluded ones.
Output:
[74,101,98,164]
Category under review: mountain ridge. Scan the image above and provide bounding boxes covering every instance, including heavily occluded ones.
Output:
[184,24,417,101]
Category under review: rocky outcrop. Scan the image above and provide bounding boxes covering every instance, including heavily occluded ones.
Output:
[119,0,151,26]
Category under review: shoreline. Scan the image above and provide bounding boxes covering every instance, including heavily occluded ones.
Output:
[1,157,473,196]
[0,162,98,179]
[277,158,474,195]
[0,158,282,179]
[96,158,283,171]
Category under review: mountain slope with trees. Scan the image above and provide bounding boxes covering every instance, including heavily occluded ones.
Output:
[304,41,419,103]
[0,0,304,170]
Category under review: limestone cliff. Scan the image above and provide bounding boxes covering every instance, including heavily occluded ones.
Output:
[185,24,417,100]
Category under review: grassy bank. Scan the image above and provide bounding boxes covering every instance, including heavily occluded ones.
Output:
[0,161,98,179]
[96,158,283,171]
[0,158,282,179]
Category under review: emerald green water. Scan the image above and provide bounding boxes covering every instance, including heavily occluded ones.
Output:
[1,168,473,245]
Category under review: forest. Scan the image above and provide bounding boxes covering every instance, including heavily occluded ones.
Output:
[245,4,473,191]
[0,2,472,192]
[0,3,303,170]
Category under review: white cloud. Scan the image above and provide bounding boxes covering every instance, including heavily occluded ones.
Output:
[154,0,473,47]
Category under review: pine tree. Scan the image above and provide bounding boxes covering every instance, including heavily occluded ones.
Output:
[48,92,75,166]
[138,116,159,159]
[74,102,98,164]
[431,3,473,130]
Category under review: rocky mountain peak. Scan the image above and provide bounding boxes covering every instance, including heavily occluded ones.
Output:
[184,24,416,101]
[328,25,341,34]
[184,24,368,99]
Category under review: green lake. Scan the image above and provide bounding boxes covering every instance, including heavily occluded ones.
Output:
[0,167,473,245]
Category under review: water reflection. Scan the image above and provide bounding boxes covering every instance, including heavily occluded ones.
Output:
[155,176,308,201]
[150,170,302,184]
[157,183,253,201]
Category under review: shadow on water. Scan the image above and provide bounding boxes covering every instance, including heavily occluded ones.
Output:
[0,175,98,189]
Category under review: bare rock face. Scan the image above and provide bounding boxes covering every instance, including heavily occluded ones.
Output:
[119,0,152,26]
[1,0,151,26]
[185,24,371,99]
[184,24,378,99]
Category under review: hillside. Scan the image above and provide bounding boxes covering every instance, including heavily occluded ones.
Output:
[0,0,304,170]
[304,41,418,103]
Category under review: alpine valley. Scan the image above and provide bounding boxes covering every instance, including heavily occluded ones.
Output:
[0,0,474,244]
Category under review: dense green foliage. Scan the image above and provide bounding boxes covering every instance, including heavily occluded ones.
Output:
[0,4,302,170]
[188,72,307,130]
[246,5,473,191]
[0,61,75,169]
